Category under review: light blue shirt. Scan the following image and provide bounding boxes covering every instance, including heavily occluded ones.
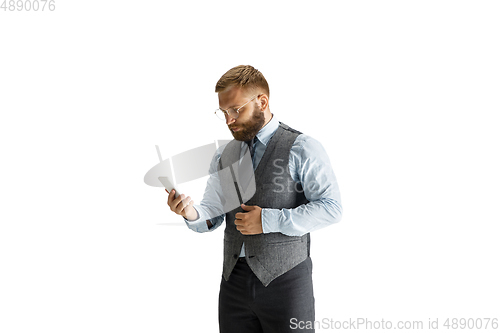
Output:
[184,115,342,255]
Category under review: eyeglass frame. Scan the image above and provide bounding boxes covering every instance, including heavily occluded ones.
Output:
[214,95,259,120]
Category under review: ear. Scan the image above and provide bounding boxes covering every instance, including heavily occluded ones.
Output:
[258,94,269,111]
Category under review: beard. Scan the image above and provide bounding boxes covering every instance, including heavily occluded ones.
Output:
[229,102,265,142]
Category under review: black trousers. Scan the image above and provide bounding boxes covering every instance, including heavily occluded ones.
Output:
[219,257,315,333]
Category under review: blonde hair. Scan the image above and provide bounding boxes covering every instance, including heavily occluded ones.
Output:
[215,65,270,97]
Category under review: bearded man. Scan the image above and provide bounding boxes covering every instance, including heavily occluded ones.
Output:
[167,65,342,333]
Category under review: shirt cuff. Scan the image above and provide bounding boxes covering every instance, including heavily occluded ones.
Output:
[183,205,210,232]
[261,208,282,234]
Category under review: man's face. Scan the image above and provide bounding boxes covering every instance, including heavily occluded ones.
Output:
[218,87,265,142]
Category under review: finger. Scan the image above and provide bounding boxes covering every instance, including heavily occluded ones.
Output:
[170,194,182,212]
[172,192,185,209]
[241,204,254,211]
[167,189,173,202]
[235,212,246,219]
[186,200,195,212]
[181,197,193,212]
[172,194,185,214]
[167,190,177,210]
[179,196,192,213]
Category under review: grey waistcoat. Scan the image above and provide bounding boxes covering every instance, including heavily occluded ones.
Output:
[217,122,310,287]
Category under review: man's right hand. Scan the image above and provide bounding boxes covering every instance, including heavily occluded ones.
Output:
[167,189,198,221]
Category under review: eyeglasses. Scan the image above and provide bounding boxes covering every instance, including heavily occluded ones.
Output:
[214,95,258,120]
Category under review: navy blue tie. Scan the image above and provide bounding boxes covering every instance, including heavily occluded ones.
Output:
[238,137,256,194]
[245,137,256,161]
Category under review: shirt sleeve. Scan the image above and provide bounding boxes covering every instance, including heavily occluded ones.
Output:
[261,135,343,236]
[183,145,227,233]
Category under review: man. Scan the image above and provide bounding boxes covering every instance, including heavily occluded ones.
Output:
[167,65,342,332]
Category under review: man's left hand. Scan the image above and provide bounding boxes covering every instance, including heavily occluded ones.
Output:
[234,204,263,235]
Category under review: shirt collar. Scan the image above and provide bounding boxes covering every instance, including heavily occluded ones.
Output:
[255,114,278,146]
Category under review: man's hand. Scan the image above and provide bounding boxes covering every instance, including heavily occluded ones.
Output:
[234,204,263,235]
[166,189,198,221]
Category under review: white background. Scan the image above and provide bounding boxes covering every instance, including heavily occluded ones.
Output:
[1,1,499,332]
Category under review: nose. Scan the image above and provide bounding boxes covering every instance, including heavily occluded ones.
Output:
[225,114,236,125]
